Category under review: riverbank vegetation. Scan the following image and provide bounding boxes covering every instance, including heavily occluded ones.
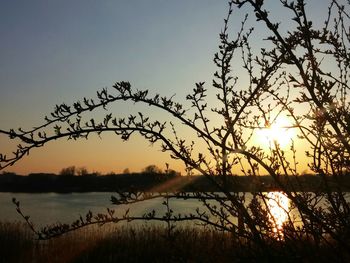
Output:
[2,169,350,193]
[0,221,347,263]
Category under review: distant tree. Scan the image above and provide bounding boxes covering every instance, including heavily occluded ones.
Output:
[0,171,18,183]
[76,167,89,176]
[164,163,181,177]
[2,0,350,258]
[59,166,76,176]
[142,165,162,175]
[166,169,181,177]
[90,171,101,177]
[1,171,17,177]
[122,168,130,175]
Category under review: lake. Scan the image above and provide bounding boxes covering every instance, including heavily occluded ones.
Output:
[0,192,209,227]
[1,192,349,233]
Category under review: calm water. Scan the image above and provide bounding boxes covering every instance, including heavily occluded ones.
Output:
[1,192,348,230]
[0,192,203,227]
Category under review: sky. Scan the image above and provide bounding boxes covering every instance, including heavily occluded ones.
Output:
[0,1,333,175]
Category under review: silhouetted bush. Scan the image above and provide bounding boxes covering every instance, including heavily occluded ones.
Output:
[1,0,350,259]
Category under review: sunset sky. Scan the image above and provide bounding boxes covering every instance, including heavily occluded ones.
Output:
[0,1,332,175]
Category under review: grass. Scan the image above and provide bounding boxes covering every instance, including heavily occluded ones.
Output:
[0,221,348,263]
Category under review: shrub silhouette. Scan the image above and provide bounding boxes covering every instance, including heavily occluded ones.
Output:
[1,0,350,258]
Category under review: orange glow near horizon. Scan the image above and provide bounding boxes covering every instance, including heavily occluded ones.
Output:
[0,134,185,175]
[1,115,308,176]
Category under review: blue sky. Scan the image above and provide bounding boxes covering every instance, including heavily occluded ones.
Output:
[0,1,333,174]
[0,1,231,174]
[0,1,227,119]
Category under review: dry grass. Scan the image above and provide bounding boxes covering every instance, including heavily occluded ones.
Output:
[0,221,348,263]
[0,222,237,263]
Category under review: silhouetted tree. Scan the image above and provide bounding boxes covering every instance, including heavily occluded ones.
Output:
[2,0,350,259]
[142,165,162,175]
[59,166,76,176]
[76,167,89,176]
[122,168,130,175]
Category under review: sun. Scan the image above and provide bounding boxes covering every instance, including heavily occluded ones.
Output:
[257,116,295,148]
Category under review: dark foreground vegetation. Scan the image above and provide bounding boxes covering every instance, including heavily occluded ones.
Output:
[0,221,347,263]
[2,171,350,192]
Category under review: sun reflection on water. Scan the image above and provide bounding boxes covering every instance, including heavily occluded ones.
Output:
[266,191,290,238]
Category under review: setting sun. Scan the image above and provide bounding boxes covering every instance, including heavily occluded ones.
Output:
[257,116,295,148]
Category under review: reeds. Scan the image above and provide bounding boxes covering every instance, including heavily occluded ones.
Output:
[0,221,34,263]
[0,221,347,262]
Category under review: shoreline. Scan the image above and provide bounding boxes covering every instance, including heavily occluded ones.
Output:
[1,173,350,193]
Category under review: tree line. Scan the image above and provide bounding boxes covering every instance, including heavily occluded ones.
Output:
[1,168,349,193]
